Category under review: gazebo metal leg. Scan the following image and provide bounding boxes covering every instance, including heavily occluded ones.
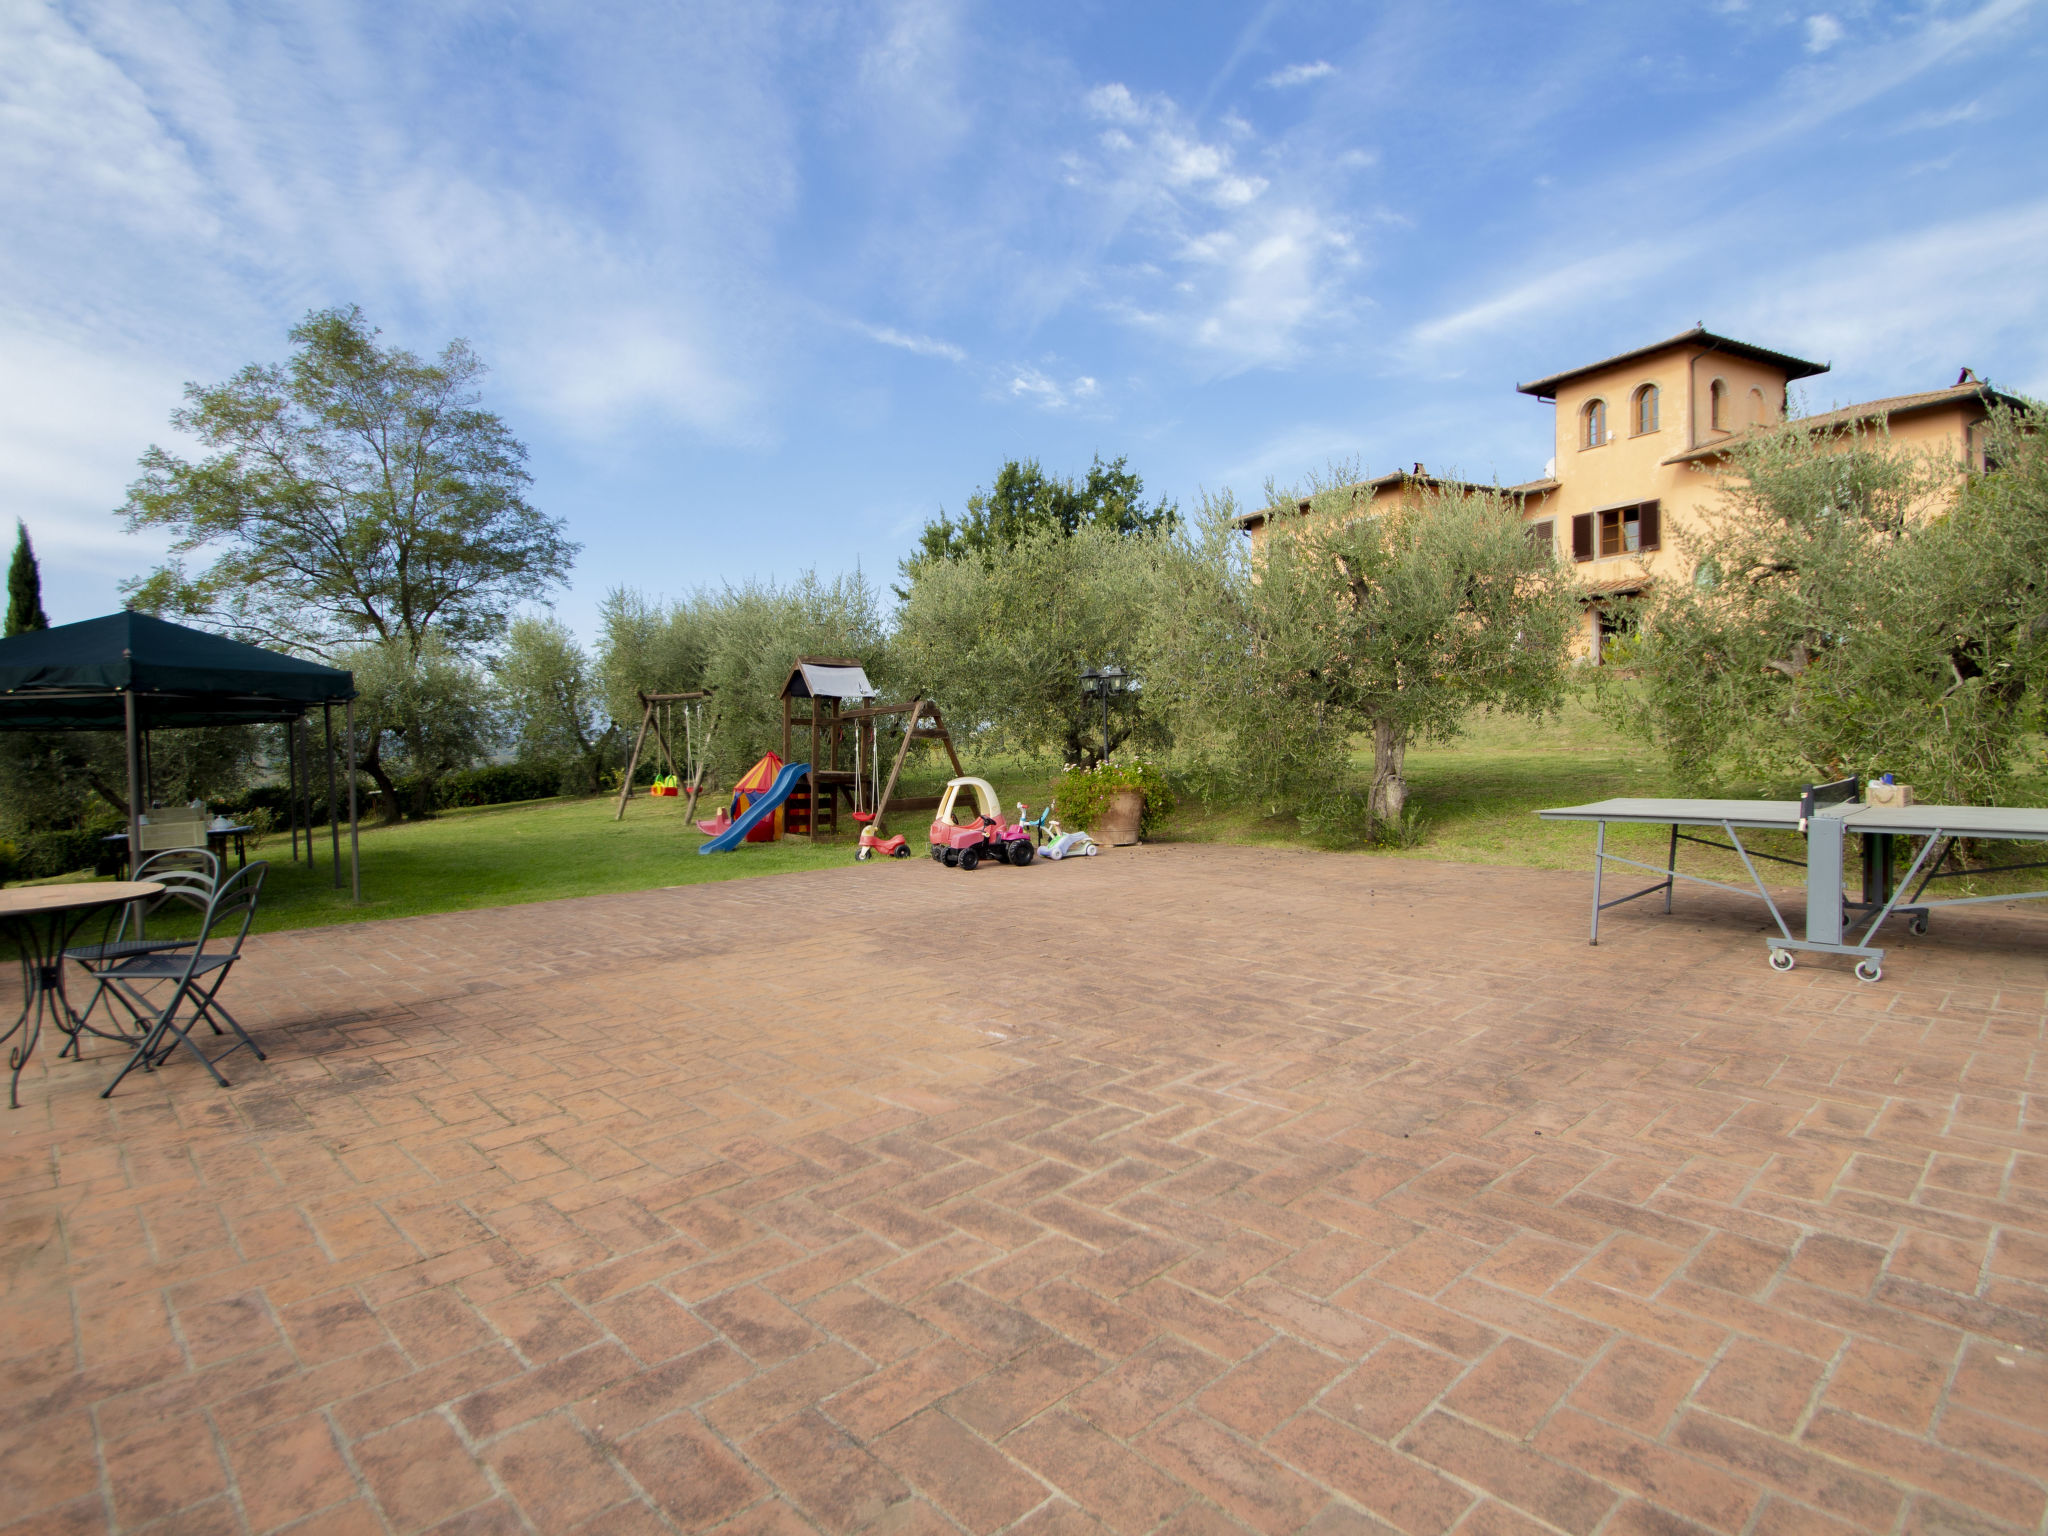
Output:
[325,704,341,887]
[346,698,361,903]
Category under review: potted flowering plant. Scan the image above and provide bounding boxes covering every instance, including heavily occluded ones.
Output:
[1052,759,1175,846]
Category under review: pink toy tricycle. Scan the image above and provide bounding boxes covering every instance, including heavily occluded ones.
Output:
[929,777,1035,869]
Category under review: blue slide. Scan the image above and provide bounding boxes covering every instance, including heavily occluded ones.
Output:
[697,762,811,854]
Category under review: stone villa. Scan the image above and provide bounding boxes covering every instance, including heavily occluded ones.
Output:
[1233,327,2020,659]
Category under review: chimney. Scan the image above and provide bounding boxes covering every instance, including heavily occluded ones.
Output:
[1412,462,1425,476]
[1956,367,1979,386]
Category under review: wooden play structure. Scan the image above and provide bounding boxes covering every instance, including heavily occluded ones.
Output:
[781,658,964,842]
[613,689,716,821]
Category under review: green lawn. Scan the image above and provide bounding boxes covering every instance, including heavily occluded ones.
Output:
[218,793,863,934]
[12,690,2046,941]
[1159,692,1681,870]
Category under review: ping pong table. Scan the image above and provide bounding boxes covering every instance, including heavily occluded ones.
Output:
[1539,780,2048,981]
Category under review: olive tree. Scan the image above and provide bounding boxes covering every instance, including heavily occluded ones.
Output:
[1150,471,1579,825]
[342,635,496,820]
[1608,403,2047,803]
[497,617,617,795]
[597,571,889,785]
[895,521,1172,764]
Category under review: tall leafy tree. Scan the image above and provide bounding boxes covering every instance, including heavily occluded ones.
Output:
[6,520,49,635]
[910,455,1176,567]
[118,306,576,658]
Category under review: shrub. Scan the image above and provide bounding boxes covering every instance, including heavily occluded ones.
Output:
[0,838,20,884]
[1053,758,1177,838]
[432,763,561,808]
[217,763,558,825]
[15,828,114,881]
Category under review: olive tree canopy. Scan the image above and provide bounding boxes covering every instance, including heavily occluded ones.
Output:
[1605,403,2048,804]
[1149,472,1579,826]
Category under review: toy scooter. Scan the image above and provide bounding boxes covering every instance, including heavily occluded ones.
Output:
[854,813,910,860]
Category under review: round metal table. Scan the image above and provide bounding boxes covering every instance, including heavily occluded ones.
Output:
[0,882,163,1108]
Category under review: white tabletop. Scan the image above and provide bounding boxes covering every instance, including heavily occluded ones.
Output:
[1537,798,1806,829]
[0,881,164,917]
[1840,803,2048,840]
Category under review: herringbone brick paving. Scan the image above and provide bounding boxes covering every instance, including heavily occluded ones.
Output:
[2,843,2044,1535]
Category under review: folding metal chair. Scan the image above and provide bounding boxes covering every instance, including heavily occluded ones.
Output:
[64,848,220,1039]
[99,862,269,1098]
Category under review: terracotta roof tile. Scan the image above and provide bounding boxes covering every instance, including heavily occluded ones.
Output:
[1661,382,2020,465]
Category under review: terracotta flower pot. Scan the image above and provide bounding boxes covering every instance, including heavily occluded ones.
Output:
[1093,786,1143,846]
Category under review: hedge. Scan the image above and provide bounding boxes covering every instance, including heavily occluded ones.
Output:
[219,762,564,824]
[0,828,122,882]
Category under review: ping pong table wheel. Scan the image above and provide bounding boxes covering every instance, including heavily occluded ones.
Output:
[1908,917,1928,936]
[1854,960,1882,984]
[1769,950,1795,972]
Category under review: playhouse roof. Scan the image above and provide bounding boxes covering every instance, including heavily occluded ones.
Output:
[734,751,784,793]
[782,658,876,701]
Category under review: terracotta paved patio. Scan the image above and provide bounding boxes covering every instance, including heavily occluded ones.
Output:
[3,844,2045,1536]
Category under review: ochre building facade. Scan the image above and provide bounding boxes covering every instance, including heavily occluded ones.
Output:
[1235,327,2016,659]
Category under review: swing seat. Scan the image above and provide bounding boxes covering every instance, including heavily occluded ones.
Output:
[852,812,875,823]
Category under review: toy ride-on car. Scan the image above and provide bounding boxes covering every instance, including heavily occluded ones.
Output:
[929,777,1035,870]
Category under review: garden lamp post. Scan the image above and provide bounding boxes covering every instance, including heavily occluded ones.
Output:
[1078,663,1135,763]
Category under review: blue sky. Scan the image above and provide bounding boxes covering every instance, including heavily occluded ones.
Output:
[6,0,2045,643]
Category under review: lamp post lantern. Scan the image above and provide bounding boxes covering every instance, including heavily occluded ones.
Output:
[1078,663,1136,763]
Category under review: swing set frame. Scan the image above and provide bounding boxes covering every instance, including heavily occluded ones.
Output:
[613,690,717,822]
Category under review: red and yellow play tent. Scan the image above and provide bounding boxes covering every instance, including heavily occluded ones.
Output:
[697,751,785,842]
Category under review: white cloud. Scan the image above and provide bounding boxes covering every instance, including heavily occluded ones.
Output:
[856,0,972,154]
[855,323,968,363]
[1006,367,1099,409]
[1069,82,1359,369]
[1406,240,1688,358]
[1735,200,2048,398]
[1804,13,1845,52]
[0,2,799,449]
[1260,61,1336,89]
[1400,0,2038,369]
[1892,99,1983,133]
[1684,0,2033,176]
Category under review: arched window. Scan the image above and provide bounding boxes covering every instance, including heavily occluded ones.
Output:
[1749,386,1768,426]
[1582,399,1607,449]
[1632,384,1660,435]
[1709,378,1728,431]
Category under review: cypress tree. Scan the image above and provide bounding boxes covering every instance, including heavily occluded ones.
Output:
[6,520,49,636]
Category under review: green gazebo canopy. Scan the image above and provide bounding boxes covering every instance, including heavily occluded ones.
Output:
[0,610,364,899]
[0,610,354,730]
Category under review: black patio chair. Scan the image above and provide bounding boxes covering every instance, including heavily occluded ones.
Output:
[64,848,220,1036]
[99,861,269,1098]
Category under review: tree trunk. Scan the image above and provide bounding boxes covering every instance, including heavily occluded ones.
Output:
[404,718,436,819]
[1368,717,1407,826]
[589,723,621,795]
[359,735,403,825]
[85,768,130,820]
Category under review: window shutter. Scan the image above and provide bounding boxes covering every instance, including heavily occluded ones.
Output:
[1571,513,1594,562]
[1637,501,1661,551]
[1527,519,1555,551]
